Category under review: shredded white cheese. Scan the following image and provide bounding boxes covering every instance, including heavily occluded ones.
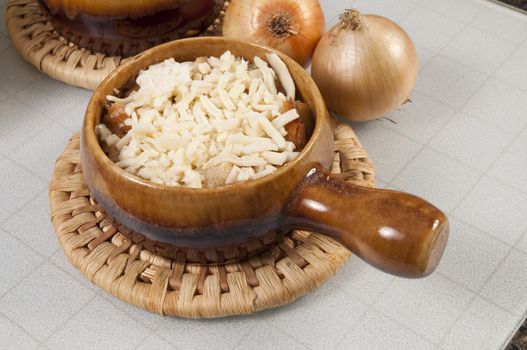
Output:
[98,51,301,188]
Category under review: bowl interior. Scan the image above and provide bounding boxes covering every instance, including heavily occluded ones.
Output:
[84,37,328,193]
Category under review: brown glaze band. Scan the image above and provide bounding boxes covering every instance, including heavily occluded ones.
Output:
[88,182,282,248]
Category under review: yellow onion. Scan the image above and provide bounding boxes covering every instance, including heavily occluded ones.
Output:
[223,0,325,66]
[312,9,419,121]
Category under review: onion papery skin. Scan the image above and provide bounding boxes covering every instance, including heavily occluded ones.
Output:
[223,0,325,67]
[312,11,419,121]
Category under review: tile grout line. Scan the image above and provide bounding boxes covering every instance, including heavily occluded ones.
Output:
[10,85,76,124]
[274,303,345,350]
[435,291,479,347]
[53,99,90,134]
[383,76,525,150]
[491,70,527,94]
[0,237,56,277]
[422,0,488,25]
[0,310,44,347]
[374,266,521,348]
[0,230,52,299]
[428,122,513,312]
[383,142,425,185]
[472,246,514,299]
[0,262,97,345]
[0,187,69,285]
[0,101,54,158]
[371,295,445,346]
[448,126,527,216]
[388,25,527,213]
[447,26,526,99]
[230,321,276,350]
[267,319,316,350]
[417,44,527,122]
[455,103,523,141]
[348,183,525,345]
[363,224,518,347]
[438,244,527,316]
[399,1,474,74]
[40,293,99,346]
[154,318,259,350]
[379,120,489,187]
[391,3,440,75]
[130,329,158,350]
[413,53,492,109]
[331,274,397,309]
[438,247,518,318]
[0,191,46,235]
[353,270,438,344]
[0,90,89,160]
[378,99,454,145]
[47,251,103,294]
[4,125,69,183]
[0,58,45,97]
[97,291,171,334]
[133,330,186,350]
[385,46,490,186]
[327,258,433,347]
[364,17,527,196]
[331,308,371,350]
[131,332,152,350]
[340,118,428,185]
[437,32,520,77]
[0,215,103,344]
[0,186,48,225]
[0,103,87,236]
[470,2,527,45]
[409,11,527,111]
[448,214,525,255]
[423,124,524,185]
[394,0,424,24]
[327,294,373,350]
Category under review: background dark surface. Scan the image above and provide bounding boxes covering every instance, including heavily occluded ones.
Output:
[495,0,527,10]
[507,322,527,350]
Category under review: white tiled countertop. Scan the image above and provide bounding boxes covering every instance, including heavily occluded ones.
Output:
[1,0,527,349]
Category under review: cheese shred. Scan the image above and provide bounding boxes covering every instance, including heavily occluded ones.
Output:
[98,51,301,188]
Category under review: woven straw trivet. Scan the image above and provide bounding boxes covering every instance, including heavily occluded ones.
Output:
[6,0,229,90]
[49,123,375,318]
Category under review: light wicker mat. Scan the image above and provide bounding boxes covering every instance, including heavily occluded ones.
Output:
[49,123,375,318]
[6,0,228,90]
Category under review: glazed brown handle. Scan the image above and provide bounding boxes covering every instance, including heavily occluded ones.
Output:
[284,164,449,278]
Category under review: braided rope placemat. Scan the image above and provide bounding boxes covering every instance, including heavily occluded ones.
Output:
[49,123,375,318]
[6,0,229,90]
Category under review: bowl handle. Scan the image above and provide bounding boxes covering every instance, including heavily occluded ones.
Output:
[284,164,449,278]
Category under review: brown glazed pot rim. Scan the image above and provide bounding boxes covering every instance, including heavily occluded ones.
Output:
[40,0,185,18]
[83,37,328,197]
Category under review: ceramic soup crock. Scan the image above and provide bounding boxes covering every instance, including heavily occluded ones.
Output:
[38,0,224,56]
[81,37,449,278]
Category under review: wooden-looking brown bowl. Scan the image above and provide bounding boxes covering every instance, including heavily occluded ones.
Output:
[81,37,449,278]
[37,0,224,56]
